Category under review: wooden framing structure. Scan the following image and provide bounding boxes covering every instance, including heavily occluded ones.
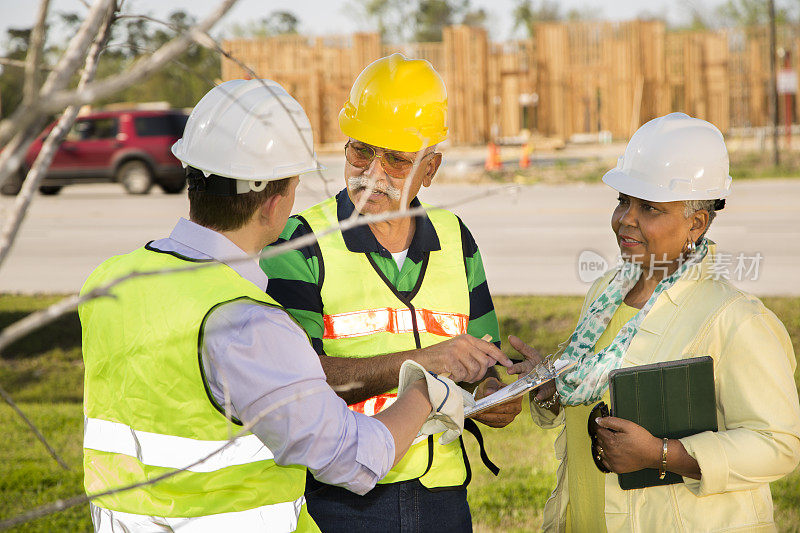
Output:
[221,22,799,146]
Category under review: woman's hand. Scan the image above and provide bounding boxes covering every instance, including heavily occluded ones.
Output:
[595,416,662,474]
[506,335,559,412]
[471,376,523,428]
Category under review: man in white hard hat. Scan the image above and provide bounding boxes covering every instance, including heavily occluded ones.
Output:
[260,55,522,531]
[79,79,465,532]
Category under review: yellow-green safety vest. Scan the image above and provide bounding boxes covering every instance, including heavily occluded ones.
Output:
[80,245,318,531]
[301,198,471,489]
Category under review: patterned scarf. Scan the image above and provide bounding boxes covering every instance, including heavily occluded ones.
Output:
[555,238,709,406]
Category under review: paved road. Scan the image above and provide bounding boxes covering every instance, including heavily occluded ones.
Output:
[1,166,798,296]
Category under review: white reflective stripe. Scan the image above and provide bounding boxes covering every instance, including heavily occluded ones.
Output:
[84,417,274,473]
[91,497,305,533]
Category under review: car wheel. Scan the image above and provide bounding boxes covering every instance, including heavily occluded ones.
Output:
[39,186,62,195]
[117,160,153,195]
[1,170,23,196]
[159,177,186,194]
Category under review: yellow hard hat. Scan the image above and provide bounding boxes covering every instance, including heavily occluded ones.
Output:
[339,53,448,152]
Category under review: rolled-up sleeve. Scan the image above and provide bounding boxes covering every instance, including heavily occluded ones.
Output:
[680,311,800,496]
[201,302,395,495]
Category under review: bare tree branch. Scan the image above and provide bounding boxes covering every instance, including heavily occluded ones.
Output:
[0,0,239,150]
[0,385,70,470]
[0,57,52,70]
[0,1,116,272]
[23,0,52,105]
[113,12,336,198]
[0,3,117,471]
[0,185,518,358]
[0,383,333,531]
[0,0,115,191]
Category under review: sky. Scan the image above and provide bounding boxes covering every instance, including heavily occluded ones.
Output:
[0,0,725,47]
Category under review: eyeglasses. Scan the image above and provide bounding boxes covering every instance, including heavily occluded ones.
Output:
[344,141,434,179]
[588,401,611,473]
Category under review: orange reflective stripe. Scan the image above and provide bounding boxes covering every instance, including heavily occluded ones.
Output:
[349,393,398,416]
[323,308,468,339]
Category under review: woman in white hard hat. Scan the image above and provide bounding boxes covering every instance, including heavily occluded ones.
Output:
[508,113,800,532]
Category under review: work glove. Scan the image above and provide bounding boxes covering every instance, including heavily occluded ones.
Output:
[398,359,465,445]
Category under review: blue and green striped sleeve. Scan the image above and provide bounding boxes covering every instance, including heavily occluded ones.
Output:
[260,216,326,355]
[458,218,501,349]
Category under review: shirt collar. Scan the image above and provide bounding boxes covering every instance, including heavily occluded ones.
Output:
[335,189,441,262]
[164,218,269,290]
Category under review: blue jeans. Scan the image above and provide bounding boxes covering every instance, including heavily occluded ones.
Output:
[305,473,472,533]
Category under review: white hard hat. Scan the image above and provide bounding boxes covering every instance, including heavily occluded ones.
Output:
[602,112,732,202]
[171,79,323,193]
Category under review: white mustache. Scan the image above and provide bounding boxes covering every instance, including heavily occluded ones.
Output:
[347,176,402,201]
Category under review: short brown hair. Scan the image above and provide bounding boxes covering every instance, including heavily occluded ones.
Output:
[187,168,291,232]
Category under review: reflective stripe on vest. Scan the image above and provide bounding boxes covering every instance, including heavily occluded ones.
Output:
[323,307,468,339]
[84,417,274,473]
[91,498,313,533]
[349,393,398,416]
[80,247,309,520]
[301,197,471,489]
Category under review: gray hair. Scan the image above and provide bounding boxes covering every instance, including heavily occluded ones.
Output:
[684,199,717,240]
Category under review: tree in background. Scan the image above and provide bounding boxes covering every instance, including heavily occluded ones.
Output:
[511,0,560,37]
[89,10,220,110]
[0,9,221,119]
[348,0,486,43]
[0,29,32,118]
[413,0,486,42]
[230,10,301,38]
[715,0,796,26]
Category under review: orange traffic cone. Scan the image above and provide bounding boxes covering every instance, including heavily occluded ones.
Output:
[519,142,531,169]
[485,142,502,171]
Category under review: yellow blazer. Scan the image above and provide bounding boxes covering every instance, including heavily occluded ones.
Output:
[533,245,800,532]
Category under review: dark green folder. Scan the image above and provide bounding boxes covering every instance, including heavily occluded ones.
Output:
[608,356,717,490]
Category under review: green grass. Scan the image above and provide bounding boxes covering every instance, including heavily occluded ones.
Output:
[1,294,799,531]
[729,151,800,180]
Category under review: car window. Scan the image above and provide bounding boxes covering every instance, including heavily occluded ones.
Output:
[134,114,189,137]
[66,118,119,141]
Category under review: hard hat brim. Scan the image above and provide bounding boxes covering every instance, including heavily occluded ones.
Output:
[602,168,731,203]
[338,108,447,153]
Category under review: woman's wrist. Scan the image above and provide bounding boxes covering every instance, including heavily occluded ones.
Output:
[649,437,667,470]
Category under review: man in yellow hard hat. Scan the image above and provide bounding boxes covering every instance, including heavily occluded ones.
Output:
[260,54,522,531]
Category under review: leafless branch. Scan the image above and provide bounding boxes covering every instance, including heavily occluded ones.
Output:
[113,11,335,198]
[0,58,31,69]
[0,385,70,470]
[0,0,239,149]
[0,383,333,531]
[0,5,117,470]
[23,0,52,105]
[0,185,518,358]
[0,0,115,191]
[0,0,239,192]
[0,57,52,71]
[0,1,116,271]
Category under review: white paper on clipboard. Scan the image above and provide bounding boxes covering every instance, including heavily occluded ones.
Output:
[463,358,576,417]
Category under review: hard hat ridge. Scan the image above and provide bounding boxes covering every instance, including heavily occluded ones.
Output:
[339,53,448,153]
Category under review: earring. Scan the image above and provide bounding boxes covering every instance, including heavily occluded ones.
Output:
[685,238,697,253]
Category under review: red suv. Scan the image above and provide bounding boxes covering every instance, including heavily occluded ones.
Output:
[2,109,189,196]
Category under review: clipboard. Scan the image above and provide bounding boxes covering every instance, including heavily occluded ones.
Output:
[463,358,575,417]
